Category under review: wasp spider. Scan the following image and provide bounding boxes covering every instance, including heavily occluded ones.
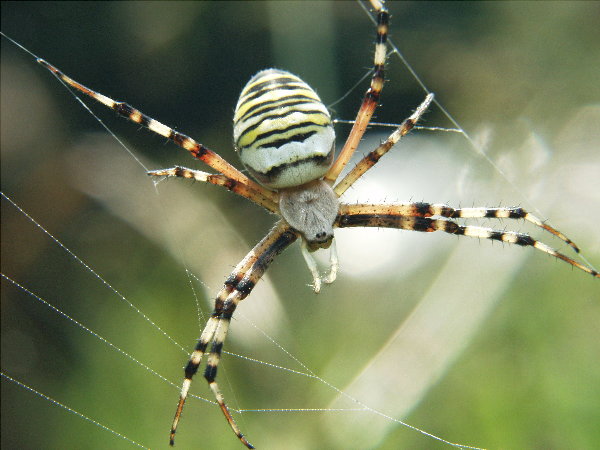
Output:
[35,0,599,447]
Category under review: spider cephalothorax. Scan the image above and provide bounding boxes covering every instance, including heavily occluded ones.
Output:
[34,0,599,447]
[278,180,338,248]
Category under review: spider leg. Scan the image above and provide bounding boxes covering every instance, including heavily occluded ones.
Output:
[324,0,389,183]
[36,58,277,204]
[337,209,599,278]
[333,94,434,196]
[340,203,582,253]
[450,206,581,253]
[148,166,279,214]
[170,221,298,448]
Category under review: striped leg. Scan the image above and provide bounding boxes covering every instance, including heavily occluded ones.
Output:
[36,58,277,204]
[324,0,389,183]
[450,206,581,253]
[333,94,434,196]
[148,166,279,214]
[172,221,292,442]
[340,203,582,253]
[171,222,298,448]
[337,209,599,278]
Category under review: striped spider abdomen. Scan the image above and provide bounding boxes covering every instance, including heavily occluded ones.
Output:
[233,68,335,189]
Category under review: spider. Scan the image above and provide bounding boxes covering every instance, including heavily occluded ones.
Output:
[32,0,599,447]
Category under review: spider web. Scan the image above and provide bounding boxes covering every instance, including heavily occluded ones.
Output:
[2,2,599,449]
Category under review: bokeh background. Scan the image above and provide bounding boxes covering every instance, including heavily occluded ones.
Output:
[2,2,599,449]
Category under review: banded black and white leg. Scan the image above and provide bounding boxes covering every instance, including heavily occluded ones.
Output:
[325,0,390,183]
[148,166,279,214]
[337,203,599,277]
[36,59,277,205]
[170,221,298,448]
[333,93,435,196]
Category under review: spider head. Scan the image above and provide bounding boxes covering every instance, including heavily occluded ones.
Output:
[305,233,334,251]
[278,180,339,249]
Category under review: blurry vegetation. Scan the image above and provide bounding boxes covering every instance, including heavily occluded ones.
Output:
[2,2,599,449]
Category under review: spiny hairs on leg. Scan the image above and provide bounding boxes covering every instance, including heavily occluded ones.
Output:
[337,205,599,278]
[324,0,389,183]
[340,203,582,254]
[148,166,279,214]
[170,222,298,448]
[450,206,581,253]
[35,58,276,204]
[333,93,434,197]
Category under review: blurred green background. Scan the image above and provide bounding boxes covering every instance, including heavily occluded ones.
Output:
[2,2,599,449]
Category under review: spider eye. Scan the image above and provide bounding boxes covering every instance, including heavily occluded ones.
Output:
[308,229,333,245]
[306,232,334,252]
[312,231,334,247]
[233,68,335,189]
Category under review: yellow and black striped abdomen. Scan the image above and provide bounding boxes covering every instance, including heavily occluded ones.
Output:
[233,69,335,189]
